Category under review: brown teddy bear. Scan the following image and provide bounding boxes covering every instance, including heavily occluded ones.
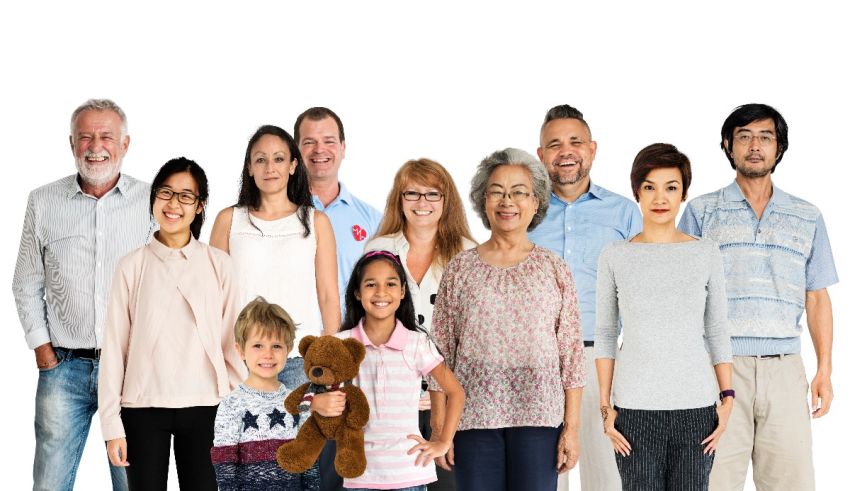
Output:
[276,335,370,478]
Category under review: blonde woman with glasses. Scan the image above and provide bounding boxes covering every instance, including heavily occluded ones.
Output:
[364,158,475,490]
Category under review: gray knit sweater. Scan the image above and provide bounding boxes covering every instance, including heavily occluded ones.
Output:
[595,238,732,410]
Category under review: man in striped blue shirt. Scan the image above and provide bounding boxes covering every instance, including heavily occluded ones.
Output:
[679,103,838,491]
[12,99,153,491]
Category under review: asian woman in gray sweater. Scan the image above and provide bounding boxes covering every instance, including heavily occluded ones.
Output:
[595,143,733,491]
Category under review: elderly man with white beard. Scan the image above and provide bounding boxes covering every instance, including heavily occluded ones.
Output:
[13,99,153,491]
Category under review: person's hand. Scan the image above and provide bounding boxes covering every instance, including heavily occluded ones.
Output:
[310,391,346,417]
[34,343,58,370]
[810,371,833,418]
[557,426,579,473]
[429,428,454,470]
[601,405,631,456]
[407,434,450,467]
[702,398,733,454]
[106,438,129,467]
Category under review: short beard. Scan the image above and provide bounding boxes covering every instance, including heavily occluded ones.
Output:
[736,159,773,178]
[550,166,589,186]
[75,158,122,188]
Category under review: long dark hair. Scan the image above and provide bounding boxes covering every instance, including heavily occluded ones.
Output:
[340,251,419,332]
[150,157,208,239]
[236,125,314,237]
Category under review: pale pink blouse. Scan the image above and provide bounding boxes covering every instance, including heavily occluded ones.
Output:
[431,245,585,430]
[99,237,247,441]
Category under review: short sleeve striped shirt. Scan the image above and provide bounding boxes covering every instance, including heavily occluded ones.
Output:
[336,321,443,490]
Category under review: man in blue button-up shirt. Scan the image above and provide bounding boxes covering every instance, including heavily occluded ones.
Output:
[295,107,381,491]
[679,104,838,491]
[528,104,641,491]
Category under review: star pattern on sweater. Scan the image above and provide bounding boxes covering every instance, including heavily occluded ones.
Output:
[268,408,287,429]
[242,411,259,431]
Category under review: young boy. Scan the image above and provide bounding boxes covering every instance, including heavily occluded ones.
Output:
[211,296,320,490]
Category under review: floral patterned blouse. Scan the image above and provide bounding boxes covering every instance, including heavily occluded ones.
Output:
[431,245,585,430]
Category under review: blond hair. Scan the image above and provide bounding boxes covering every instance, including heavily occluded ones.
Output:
[234,296,297,349]
[377,158,476,267]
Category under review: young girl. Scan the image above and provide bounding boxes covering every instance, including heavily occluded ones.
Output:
[99,157,247,490]
[210,124,340,390]
[334,250,465,491]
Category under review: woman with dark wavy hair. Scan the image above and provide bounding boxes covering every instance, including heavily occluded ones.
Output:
[210,125,340,389]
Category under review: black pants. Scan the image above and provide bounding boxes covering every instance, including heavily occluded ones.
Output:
[121,406,218,491]
[614,405,717,491]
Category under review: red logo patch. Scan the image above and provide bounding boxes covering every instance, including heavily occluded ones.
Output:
[352,225,367,242]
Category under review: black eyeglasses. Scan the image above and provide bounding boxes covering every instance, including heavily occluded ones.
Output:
[155,187,200,205]
[402,191,444,202]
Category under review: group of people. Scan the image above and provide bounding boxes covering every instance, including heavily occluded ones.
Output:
[13,99,836,491]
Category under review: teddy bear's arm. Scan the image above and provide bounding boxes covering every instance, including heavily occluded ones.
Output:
[284,384,310,414]
[343,386,370,429]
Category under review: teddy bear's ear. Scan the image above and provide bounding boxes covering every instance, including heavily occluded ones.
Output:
[342,338,366,365]
[299,335,318,357]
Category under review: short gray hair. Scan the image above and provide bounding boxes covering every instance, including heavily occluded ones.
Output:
[70,99,128,138]
[469,148,551,231]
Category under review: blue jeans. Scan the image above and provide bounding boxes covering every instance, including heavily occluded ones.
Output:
[453,426,561,491]
[279,356,308,389]
[34,348,128,491]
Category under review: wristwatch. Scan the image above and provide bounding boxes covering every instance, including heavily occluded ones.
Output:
[719,389,735,400]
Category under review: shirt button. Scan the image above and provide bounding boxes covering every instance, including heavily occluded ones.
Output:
[567,226,572,231]
[567,249,572,254]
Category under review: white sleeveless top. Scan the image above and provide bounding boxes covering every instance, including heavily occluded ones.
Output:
[229,207,322,357]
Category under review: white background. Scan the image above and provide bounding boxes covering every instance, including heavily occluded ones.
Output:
[1,1,846,489]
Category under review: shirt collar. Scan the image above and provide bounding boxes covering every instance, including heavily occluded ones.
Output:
[336,182,353,205]
[149,234,200,261]
[313,181,352,209]
[352,319,409,350]
[68,173,129,199]
[551,181,605,205]
[723,180,790,206]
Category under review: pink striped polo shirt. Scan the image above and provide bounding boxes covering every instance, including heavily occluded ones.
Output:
[336,320,444,489]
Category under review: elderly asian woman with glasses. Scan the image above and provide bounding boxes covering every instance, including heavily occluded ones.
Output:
[429,148,585,491]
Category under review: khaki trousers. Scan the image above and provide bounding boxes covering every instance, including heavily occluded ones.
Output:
[709,354,815,491]
[558,345,622,491]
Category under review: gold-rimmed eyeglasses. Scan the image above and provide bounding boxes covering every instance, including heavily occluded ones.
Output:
[485,190,532,203]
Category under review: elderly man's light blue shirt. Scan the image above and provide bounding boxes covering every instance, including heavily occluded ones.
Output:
[529,183,642,340]
[312,182,383,308]
[679,180,839,356]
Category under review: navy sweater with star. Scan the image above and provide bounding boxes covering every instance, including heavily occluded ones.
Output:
[211,383,319,490]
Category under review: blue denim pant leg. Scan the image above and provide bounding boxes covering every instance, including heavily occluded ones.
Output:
[279,356,308,390]
[33,349,128,491]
